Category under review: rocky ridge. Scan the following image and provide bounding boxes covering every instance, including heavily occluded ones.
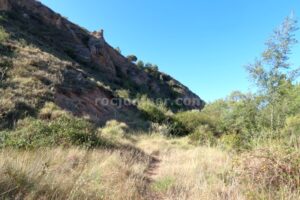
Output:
[0,0,204,128]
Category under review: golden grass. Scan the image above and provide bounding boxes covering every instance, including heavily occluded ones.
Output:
[0,147,152,200]
[136,134,300,200]
[135,134,243,200]
[1,134,300,199]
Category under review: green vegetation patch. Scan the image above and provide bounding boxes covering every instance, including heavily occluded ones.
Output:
[152,176,175,192]
[0,26,8,43]
[0,114,109,149]
[137,97,188,136]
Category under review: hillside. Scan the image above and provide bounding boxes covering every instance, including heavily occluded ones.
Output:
[1,1,300,200]
[0,0,204,130]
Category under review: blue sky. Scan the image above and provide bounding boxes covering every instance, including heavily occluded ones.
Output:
[40,0,300,102]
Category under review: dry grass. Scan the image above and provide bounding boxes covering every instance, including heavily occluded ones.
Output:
[39,102,67,120]
[0,146,152,200]
[0,41,68,128]
[1,134,300,200]
[136,135,243,200]
[236,147,300,200]
[136,134,300,200]
[99,120,129,142]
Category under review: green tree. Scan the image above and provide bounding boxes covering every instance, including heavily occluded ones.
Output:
[225,92,261,136]
[136,60,144,69]
[127,55,138,62]
[246,14,299,133]
[288,84,300,115]
[203,91,260,136]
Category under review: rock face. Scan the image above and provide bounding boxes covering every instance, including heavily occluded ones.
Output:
[88,30,117,75]
[0,0,205,125]
[2,0,119,76]
[0,0,10,11]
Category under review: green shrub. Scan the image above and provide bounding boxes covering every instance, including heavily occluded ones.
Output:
[99,120,128,142]
[165,118,188,136]
[285,114,300,136]
[127,55,138,62]
[0,60,13,81]
[150,123,170,135]
[136,60,144,69]
[0,26,8,43]
[189,125,216,146]
[38,102,67,120]
[174,111,216,133]
[138,97,168,124]
[64,48,77,59]
[152,176,175,192]
[138,97,188,136]
[175,111,218,139]
[1,115,105,149]
[144,63,159,71]
[219,133,244,151]
[282,114,300,147]
[115,89,130,99]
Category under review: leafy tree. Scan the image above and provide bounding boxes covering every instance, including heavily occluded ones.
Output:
[151,64,159,71]
[145,63,153,68]
[202,99,229,133]
[136,60,144,69]
[203,91,260,136]
[127,55,138,62]
[225,92,261,136]
[246,14,299,133]
[144,63,159,73]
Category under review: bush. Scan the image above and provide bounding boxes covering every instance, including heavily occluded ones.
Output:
[219,133,244,151]
[127,55,138,62]
[115,89,130,99]
[0,26,8,43]
[138,97,188,136]
[99,120,128,141]
[138,97,168,124]
[165,118,189,136]
[144,63,159,71]
[38,102,67,120]
[0,60,13,81]
[282,114,300,147]
[150,123,170,135]
[136,60,144,69]
[285,114,300,136]
[1,115,105,149]
[175,111,219,140]
[236,148,300,191]
[174,111,216,133]
[189,125,216,146]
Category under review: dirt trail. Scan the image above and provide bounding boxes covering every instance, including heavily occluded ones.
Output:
[146,150,161,180]
[144,150,163,200]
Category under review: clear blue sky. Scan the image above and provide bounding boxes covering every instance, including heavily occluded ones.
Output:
[40,0,300,102]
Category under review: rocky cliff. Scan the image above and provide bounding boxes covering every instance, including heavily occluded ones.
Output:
[0,0,204,128]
